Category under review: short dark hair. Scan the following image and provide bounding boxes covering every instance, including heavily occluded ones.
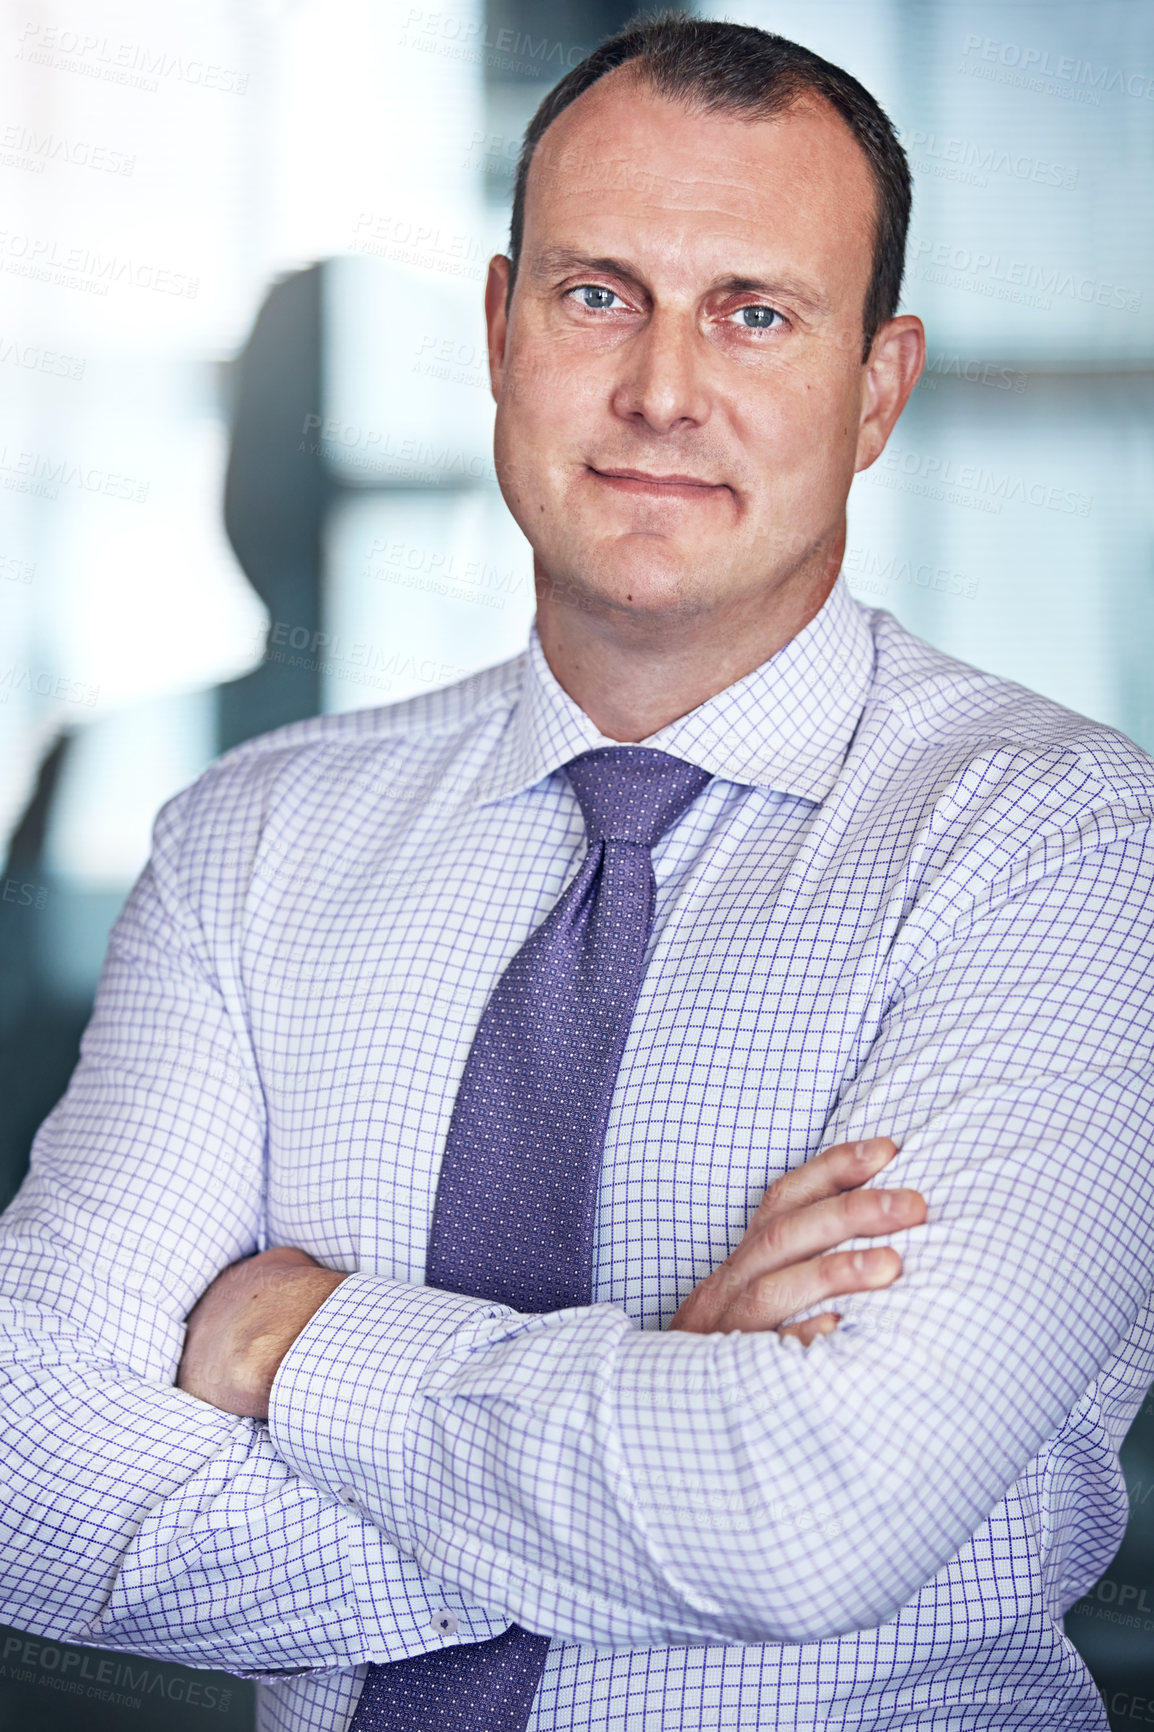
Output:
[507,12,911,359]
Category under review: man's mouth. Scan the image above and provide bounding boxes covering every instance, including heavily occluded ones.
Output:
[587,465,731,501]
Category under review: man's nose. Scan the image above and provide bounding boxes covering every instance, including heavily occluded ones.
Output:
[610,309,710,434]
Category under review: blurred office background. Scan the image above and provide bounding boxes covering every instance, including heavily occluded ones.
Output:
[0,0,1151,1726]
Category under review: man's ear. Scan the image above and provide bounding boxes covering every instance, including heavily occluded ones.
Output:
[854,314,925,473]
[485,254,512,404]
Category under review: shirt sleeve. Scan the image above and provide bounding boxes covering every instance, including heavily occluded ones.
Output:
[269,823,1154,1649]
[0,779,510,1676]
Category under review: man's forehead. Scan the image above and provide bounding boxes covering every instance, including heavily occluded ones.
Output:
[524,73,875,263]
[546,141,810,221]
[535,74,867,192]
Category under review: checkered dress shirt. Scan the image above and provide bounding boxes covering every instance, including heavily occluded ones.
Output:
[2,577,1153,1731]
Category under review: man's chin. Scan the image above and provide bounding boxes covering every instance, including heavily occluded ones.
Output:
[537,550,714,625]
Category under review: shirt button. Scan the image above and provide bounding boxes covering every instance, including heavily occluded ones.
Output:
[430,1609,458,1637]
[337,1485,359,1508]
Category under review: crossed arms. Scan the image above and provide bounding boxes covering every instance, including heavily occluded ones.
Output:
[0,770,1152,1672]
[176,1136,926,1416]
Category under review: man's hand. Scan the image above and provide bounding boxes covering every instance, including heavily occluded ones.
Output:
[177,1246,347,1419]
[669,1137,926,1345]
[177,1140,922,1413]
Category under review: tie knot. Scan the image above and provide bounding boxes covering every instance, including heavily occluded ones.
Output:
[564,747,711,850]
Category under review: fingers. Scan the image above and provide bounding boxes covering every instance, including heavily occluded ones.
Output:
[669,1239,902,1335]
[724,1244,902,1334]
[783,1183,924,1266]
[666,1136,923,1339]
[723,1182,925,1294]
[779,1310,840,1346]
[755,1137,898,1222]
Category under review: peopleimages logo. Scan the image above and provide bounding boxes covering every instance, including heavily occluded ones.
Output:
[399,6,588,77]
[0,335,85,380]
[0,124,135,176]
[364,535,531,612]
[16,22,248,94]
[349,211,487,283]
[960,33,1154,102]
[905,128,1077,190]
[907,237,1142,315]
[0,1632,233,1712]
[299,412,495,484]
[871,448,1093,519]
[0,230,198,299]
[920,354,1028,395]
[259,617,467,698]
[0,552,35,584]
[843,545,979,600]
[0,664,100,706]
[0,444,148,503]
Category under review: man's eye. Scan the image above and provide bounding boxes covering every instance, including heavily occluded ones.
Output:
[571,285,622,311]
[728,305,783,330]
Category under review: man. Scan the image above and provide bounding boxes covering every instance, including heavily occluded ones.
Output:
[1,15,1152,1732]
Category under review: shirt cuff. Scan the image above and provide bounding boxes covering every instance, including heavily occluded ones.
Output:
[267,1273,508,1555]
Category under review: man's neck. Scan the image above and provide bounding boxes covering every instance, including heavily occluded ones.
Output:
[534,567,840,743]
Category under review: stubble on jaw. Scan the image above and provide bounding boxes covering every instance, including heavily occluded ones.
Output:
[529,513,844,654]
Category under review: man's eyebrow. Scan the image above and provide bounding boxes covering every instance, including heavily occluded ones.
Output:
[526,250,829,316]
[530,248,643,283]
[713,273,830,315]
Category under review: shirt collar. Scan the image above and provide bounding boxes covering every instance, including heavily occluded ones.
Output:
[471,573,874,807]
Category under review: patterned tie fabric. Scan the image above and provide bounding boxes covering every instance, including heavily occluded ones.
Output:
[349,747,712,1732]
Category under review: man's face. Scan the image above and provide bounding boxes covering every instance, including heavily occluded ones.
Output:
[487,70,901,629]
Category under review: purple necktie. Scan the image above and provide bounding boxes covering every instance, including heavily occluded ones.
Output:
[350,747,711,1732]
